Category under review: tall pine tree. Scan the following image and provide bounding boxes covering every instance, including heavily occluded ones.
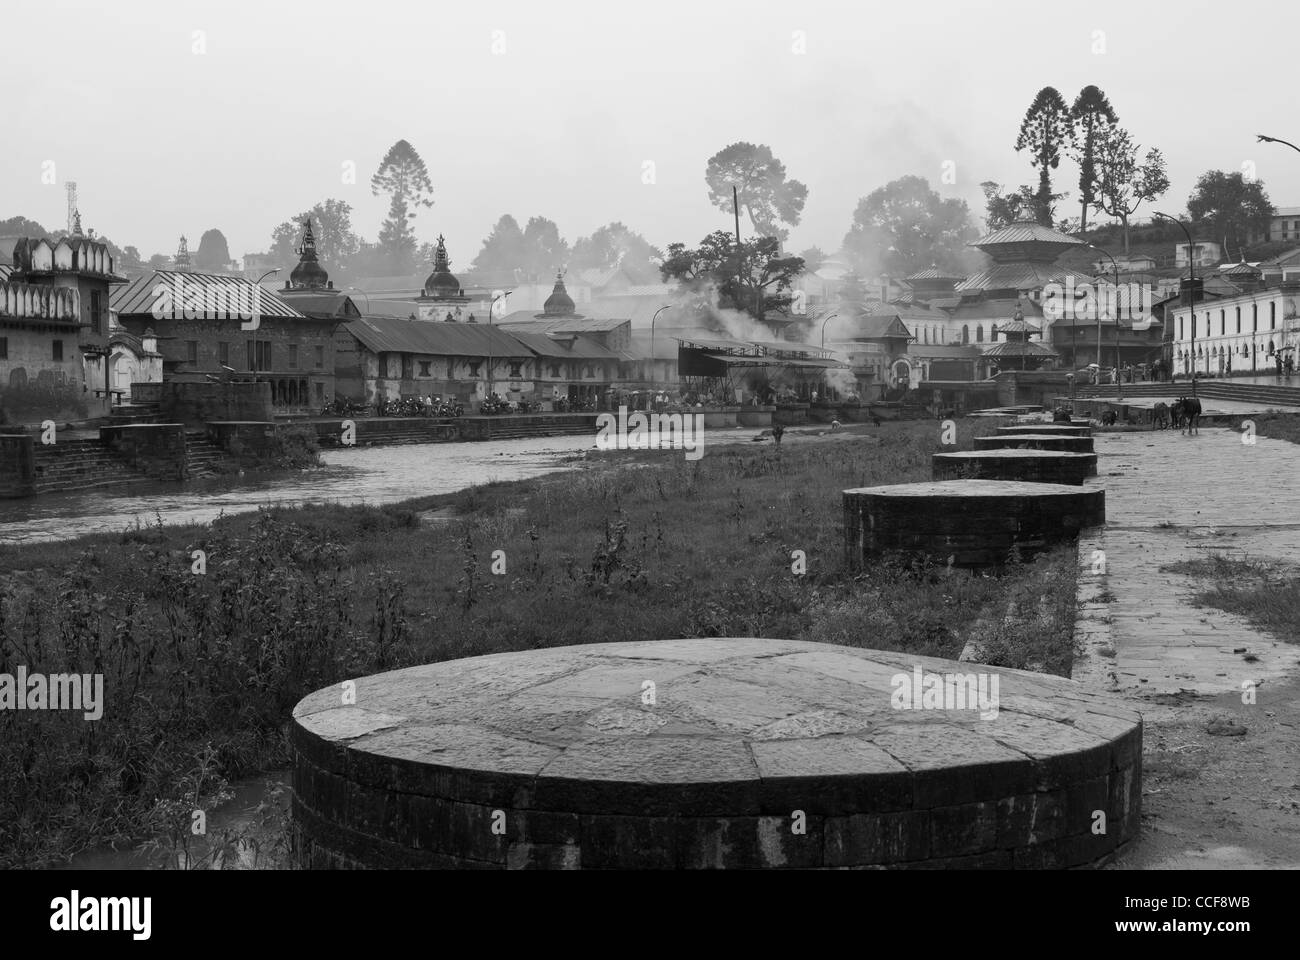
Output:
[1015,87,1071,226]
[1069,86,1118,235]
[370,140,434,276]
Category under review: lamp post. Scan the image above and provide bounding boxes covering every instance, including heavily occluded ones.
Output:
[1257,133,1300,156]
[1088,244,1122,401]
[650,304,670,388]
[1154,212,1197,398]
[346,286,371,315]
[486,289,511,402]
[816,311,840,401]
[818,311,839,349]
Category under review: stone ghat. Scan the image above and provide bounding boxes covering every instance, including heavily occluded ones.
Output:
[844,480,1105,569]
[289,638,1141,870]
[996,424,1092,437]
[932,450,1097,486]
[974,434,1096,455]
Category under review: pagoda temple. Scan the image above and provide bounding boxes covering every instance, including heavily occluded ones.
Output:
[534,271,584,321]
[277,218,363,322]
[416,235,471,322]
[984,305,1056,370]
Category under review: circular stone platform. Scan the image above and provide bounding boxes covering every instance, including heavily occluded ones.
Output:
[996,424,1092,437]
[932,450,1097,485]
[974,434,1096,455]
[844,480,1105,569]
[289,638,1141,869]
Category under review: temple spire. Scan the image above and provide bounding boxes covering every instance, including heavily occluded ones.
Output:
[288,217,330,290]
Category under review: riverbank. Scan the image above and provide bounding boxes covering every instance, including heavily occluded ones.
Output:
[0,418,1080,868]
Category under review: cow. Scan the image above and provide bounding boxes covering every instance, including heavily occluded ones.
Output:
[1152,401,1169,430]
[1052,407,1073,423]
[1100,410,1118,426]
[1174,396,1202,435]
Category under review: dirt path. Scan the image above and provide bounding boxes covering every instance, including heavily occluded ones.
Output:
[1069,428,1300,869]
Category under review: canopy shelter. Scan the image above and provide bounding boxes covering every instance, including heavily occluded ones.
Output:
[674,336,846,403]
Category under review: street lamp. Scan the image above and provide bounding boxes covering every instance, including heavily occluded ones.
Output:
[346,286,371,315]
[1153,211,1197,398]
[1257,133,1300,156]
[818,311,839,349]
[650,305,670,388]
[486,289,512,402]
[1087,244,1122,402]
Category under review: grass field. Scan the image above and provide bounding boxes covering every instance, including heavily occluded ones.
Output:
[0,418,1080,868]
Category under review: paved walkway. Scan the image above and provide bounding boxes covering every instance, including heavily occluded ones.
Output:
[1070,426,1300,869]
[1074,428,1300,695]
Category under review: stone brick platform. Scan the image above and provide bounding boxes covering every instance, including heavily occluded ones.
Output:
[932,449,1097,485]
[844,480,1105,568]
[975,434,1096,455]
[997,425,1092,438]
[290,638,1141,869]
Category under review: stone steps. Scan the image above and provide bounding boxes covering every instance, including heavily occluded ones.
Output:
[32,438,149,493]
[107,402,165,426]
[1074,381,1300,407]
[184,432,228,478]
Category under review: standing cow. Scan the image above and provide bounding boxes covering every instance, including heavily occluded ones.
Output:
[1152,401,1169,430]
[1174,396,1202,435]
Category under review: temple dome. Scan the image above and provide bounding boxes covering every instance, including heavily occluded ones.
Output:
[421,235,464,300]
[288,218,330,290]
[538,271,580,318]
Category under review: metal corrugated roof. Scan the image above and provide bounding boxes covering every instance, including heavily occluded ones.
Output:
[955,264,1095,293]
[507,331,574,358]
[112,270,306,319]
[550,335,621,360]
[674,335,757,352]
[905,267,965,281]
[498,314,628,334]
[982,340,1058,357]
[972,222,1086,247]
[278,292,363,319]
[344,316,533,357]
[993,319,1042,335]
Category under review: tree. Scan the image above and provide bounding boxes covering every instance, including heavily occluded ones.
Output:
[370,140,434,276]
[147,253,170,270]
[520,217,570,280]
[471,214,527,276]
[0,215,51,238]
[705,142,808,242]
[843,176,976,277]
[1187,170,1274,257]
[118,245,144,275]
[1095,128,1171,253]
[194,229,232,271]
[570,222,663,283]
[270,199,361,276]
[1068,85,1118,235]
[661,230,804,325]
[798,246,827,274]
[1014,87,1072,225]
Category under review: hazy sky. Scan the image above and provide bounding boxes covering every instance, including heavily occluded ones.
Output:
[3,0,1297,265]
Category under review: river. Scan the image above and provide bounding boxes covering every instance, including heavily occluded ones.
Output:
[0,434,605,545]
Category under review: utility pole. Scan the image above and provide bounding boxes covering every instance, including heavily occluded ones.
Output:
[1154,212,1197,398]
